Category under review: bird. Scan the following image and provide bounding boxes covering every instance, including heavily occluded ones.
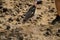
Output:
[23,5,36,23]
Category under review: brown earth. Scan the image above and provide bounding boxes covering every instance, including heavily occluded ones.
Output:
[0,0,60,40]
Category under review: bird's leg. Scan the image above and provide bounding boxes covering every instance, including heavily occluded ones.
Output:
[51,0,60,25]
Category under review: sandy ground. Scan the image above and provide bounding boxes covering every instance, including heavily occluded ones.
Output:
[0,0,60,40]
